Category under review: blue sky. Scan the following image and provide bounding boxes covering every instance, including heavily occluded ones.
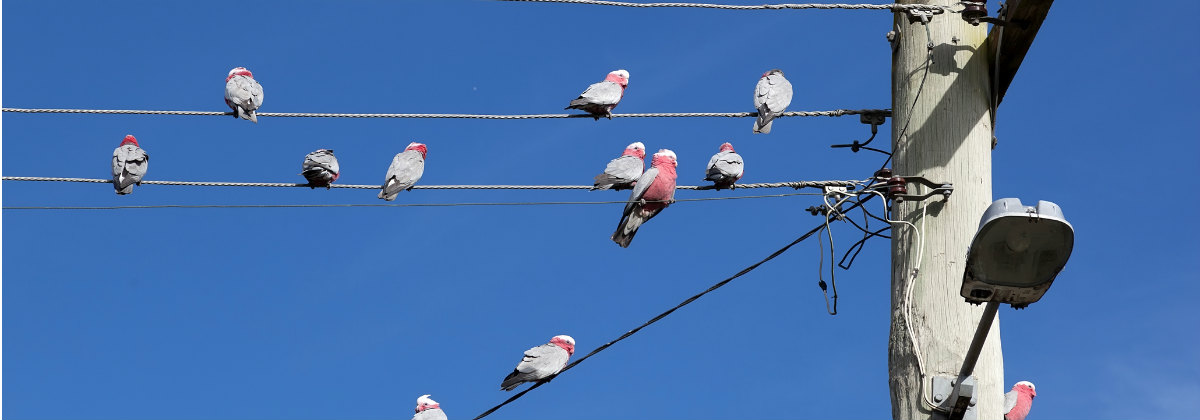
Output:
[3,1,1198,419]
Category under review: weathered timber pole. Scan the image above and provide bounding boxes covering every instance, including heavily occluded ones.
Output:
[888,1,1002,419]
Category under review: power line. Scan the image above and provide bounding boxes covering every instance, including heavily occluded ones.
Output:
[1,176,863,191]
[497,0,959,12]
[1,107,889,120]
[0,192,822,210]
[470,196,872,420]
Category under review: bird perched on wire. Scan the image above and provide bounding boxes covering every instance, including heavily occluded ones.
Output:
[225,66,264,123]
[612,149,678,248]
[301,149,340,189]
[1003,381,1036,420]
[411,394,447,420]
[752,69,793,134]
[379,142,427,201]
[704,142,744,190]
[592,142,646,191]
[566,69,630,120]
[111,134,149,195]
[500,335,575,391]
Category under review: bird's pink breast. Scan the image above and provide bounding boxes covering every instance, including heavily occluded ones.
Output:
[641,164,677,211]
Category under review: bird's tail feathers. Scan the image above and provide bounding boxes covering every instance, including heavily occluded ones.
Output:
[500,371,524,391]
[753,115,774,134]
[611,214,645,248]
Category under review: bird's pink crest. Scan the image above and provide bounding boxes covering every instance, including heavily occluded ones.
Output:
[226,67,253,82]
[415,395,439,413]
[652,149,678,168]
[622,141,646,159]
[719,142,735,152]
[605,69,630,87]
[120,135,139,147]
[550,335,575,355]
[405,142,429,159]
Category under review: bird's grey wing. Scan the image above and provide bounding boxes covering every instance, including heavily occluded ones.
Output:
[382,151,425,195]
[305,151,339,173]
[713,152,743,178]
[607,155,643,182]
[413,409,447,420]
[578,81,623,106]
[1003,389,1018,414]
[248,78,264,109]
[226,76,262,111]
[622,167,659,215]
[765,74,793,112]
[118,146,149,180]
[754,77,772,109]
[112,147,125,179]
[515,344,559,375]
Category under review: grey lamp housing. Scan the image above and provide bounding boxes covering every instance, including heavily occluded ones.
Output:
[961,198,1074,308]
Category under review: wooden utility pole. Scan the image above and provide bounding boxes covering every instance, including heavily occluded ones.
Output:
[888,1,1002,419]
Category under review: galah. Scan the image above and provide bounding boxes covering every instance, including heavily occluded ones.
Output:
[500,335,575,391]
[1003,381,1036,420]
[301,149,340,189]
[704,142,744,190]
[378,142,428,201]
[225,67,264,123]
[566,69,630,120]
[612,149,678,248]
[591,142,646,191]
[752,69,793,134]
[111,135,149,195]
[411,394,447,420]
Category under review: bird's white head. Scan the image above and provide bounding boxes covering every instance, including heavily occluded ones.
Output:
[624,142,647,159]
[228,66,253,77]
[653,149,678,167]
[606,69,630,87]
[415,394,439,413]
[405,142,429,159]
[1015,381,1036,397]
[762,68,784,78]
[719,142,735,152]
[550,335,576,355]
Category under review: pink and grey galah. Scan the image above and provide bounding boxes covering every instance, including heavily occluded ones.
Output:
[752,69,793,134]
[591,142,646,191]
[411,394,447,420]
[704,142,744,190]
[566,69,630,120]
[379,142,428,201]
[225,67,264,123]
[1003,381,1036,420]
[500,335,575,391]
[111,135,149,195]
[612,149,678,248]
[301,149,340,189]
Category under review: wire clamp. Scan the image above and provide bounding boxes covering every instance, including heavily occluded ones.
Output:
[879,175,953,203]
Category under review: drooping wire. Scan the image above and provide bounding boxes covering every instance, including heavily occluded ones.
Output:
[470,197,873,420]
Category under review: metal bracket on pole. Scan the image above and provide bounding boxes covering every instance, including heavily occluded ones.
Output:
[933,375,979,420]
[871,175,953,203]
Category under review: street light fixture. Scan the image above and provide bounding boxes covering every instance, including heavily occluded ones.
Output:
[939,198,1074,420]
[961,198,1075,309]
